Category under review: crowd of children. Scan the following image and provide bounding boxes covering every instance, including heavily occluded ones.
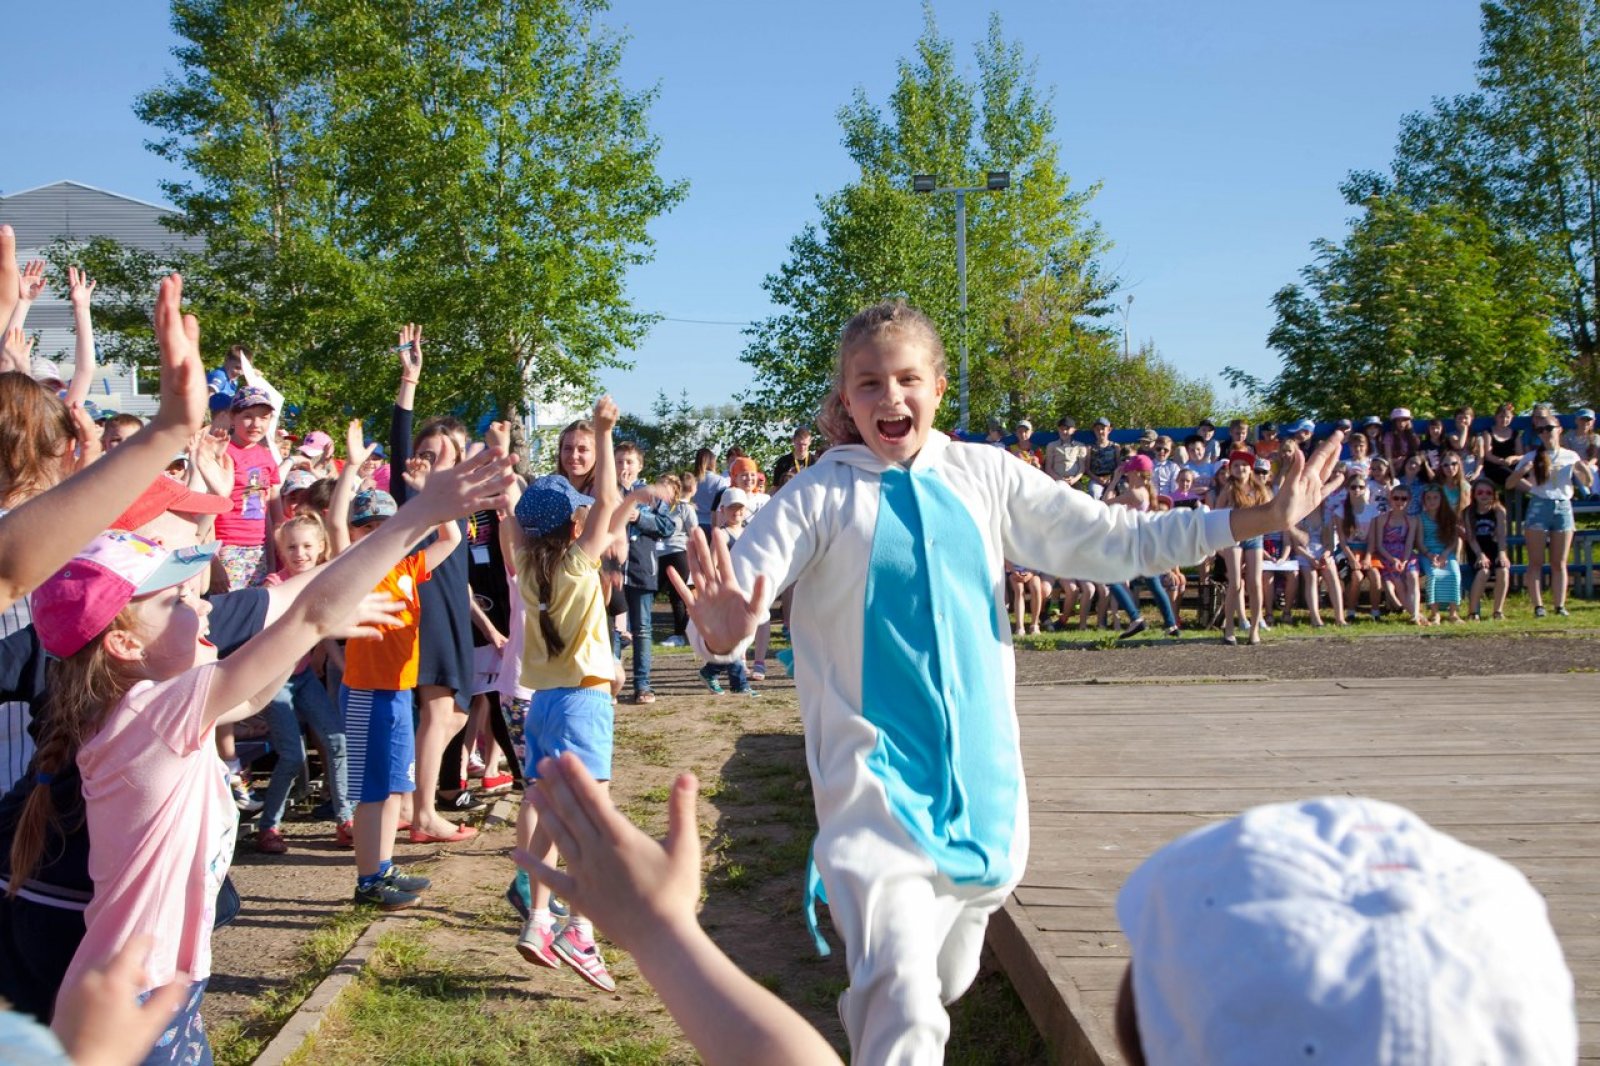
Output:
[0,228,1582,1066]
[987,407,1597,643]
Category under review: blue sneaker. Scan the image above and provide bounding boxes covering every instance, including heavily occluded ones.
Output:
[699,665,725,694]
[506,871,531,921]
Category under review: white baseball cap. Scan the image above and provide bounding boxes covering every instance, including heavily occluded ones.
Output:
[1116,796,1576,1066]
[720,487,750,509]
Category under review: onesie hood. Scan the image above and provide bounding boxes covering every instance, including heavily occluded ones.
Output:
[814,430,953,475]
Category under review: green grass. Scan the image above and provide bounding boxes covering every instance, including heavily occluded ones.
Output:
[293,931,688,1066]
[210,908,375,1066]
[1013,596,1600,649]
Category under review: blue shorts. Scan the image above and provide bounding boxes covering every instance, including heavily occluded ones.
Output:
[524,687,614,782]
[1239,536,1263,551]
[1524,496,1575,533]
[341,687,416,804]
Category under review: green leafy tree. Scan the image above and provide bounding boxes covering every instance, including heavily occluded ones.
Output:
[1355,0,1600,398]
[618,392,786,477]
[744,10,1173,436]
[54,0,683,428]
[1243,193,1562,419]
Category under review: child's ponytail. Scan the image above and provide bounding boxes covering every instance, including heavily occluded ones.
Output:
[7,628,136,895]
[535,558,566,657]
[517,525,580,657]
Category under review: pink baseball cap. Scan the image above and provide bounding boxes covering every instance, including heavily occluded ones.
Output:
[1122,454,1154,474]
[298,430,333,457]
[33,531,219,657]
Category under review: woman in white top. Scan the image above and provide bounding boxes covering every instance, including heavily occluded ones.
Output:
[1507,418,1594,617]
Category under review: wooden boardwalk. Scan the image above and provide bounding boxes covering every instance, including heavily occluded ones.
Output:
[987,674,1599,1064]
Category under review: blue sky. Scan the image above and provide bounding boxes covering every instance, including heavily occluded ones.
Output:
[1,2,1483,417]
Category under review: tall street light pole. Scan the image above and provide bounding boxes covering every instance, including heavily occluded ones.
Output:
[913,171,1010,435]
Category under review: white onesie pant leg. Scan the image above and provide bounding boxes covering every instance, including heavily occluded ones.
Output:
[822,817,1015,1065]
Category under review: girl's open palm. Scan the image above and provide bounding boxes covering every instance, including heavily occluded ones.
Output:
[665,526,768,656]
[1275,431,1345,527]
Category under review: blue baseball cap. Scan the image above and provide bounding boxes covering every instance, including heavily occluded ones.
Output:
[230,385,276,413]
[515,475,594,537]
[1576,407,1595,420]
[350,488,397,527]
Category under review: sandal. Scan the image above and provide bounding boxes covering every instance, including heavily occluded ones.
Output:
[1222,635,1238,646]
[633,690,657,705]
[408,824,479,844]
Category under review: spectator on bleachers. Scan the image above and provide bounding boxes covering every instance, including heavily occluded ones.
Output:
[1007,419,1044,468]
[1150,436,1181,497]
[1045,417,1086,488]
[1479,402,1521,488]
[1086,418,1119,499]
[1194,418,1221,463]
[1383,407,1419,466]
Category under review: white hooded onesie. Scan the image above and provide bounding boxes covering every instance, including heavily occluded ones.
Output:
[693,429,1236,1063]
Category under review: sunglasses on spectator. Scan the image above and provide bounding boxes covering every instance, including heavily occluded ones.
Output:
[1390,493,1410,501]
[1536,425,1558,434]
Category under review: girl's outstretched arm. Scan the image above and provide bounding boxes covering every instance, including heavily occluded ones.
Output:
[204,448,515,728]
[514,754,843,1066]
[0,274,205,612]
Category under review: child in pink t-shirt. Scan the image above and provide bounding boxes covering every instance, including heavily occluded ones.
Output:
[11,449,513,1063]
[213,385,282,591]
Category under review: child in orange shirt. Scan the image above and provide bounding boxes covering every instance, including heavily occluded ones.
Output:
[331,477,461,909]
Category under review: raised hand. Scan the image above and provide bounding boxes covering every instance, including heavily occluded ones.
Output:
[150,273,206,437]
[513,753,702,955]
[16,259,45,303]
[592,394,619,433]
[665,526,768,656]
[68,265,96,308]
[2,325,33,373]
[412,445,516,526]
[344,418,373,464]
[67,403,103,473]
[1273,430,1345,529]
[402,454,432,494]
[330,593,407,641]
[396,323,423,382]
[485,419,512,454]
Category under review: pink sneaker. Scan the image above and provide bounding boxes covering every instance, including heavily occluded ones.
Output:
[516,919,561,969]
[551,926,615,992]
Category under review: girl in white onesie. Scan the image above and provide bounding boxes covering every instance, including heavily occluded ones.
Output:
[671,301,1337,1064]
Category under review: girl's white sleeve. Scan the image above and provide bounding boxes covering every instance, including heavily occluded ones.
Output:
[687,474,829,663]
[999,458,1236,582]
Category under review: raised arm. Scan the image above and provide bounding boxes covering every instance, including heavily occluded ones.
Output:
[0,274,206,613]
[574,396,622,560]
[63,266,98,407]
[394,323,421,414]
[422,517,461,571]
[1,326,33,376]
[204,447,515,728]
[328,419,373,556]
[514,754,843,1066]
[3,259,47,337]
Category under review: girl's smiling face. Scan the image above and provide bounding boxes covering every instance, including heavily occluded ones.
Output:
[281,526,325,574]
[127,582,215,678]
[559,429,595,482]
[839,337,947,465]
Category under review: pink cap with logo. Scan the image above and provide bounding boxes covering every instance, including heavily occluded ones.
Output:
[32,531,219,658]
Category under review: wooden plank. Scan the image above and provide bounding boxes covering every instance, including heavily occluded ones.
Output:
[990,673,1600,1065]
